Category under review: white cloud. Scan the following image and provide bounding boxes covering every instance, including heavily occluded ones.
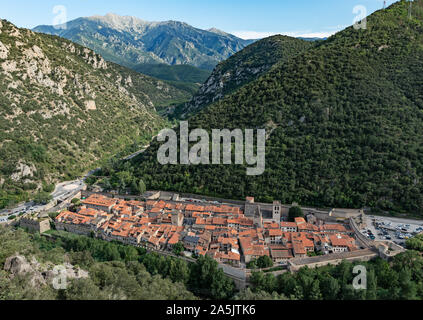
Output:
[231,30,340,40]
[231,31,282,40]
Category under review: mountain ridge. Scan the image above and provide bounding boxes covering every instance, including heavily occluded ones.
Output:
[33,14,255,70]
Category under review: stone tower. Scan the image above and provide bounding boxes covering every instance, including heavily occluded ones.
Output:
[273,201,281,222]
[171,210,183,227]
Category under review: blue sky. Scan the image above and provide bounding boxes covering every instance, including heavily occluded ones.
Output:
[0,0,398,39]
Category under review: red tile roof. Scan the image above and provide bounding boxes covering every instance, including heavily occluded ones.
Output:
[82,195,117,208]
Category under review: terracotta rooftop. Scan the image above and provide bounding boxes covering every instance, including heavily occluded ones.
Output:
[82,195,117,208]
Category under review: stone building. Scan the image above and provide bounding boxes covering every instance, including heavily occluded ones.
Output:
[171,210,184,227]
[245,197,290,225]
[20,217,51,233]
[272,201,281,222]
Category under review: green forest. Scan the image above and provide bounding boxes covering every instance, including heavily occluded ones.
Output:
[99,0,423,217]
[248,250,423,300]
[176,35,314,119]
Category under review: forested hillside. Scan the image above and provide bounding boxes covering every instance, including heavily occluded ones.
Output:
[0,226,196,300]
[99,0,423,216]
[0,20,189,209]
[133,63,212,113]
[176,35,314,119]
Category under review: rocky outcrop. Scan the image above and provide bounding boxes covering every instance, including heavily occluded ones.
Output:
[85,100,97,111]
[178,35,313,118]
[1,60,17,72]
[82,48,108,70]
[4,255,89,288]
[0,41,8,60]
[11,162,37,182]
[4,255,33,274]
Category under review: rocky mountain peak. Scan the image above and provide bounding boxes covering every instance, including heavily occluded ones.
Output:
[207,28,229,36]
[88,13,152,31]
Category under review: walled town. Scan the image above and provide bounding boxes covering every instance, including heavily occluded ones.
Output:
[53,192,366,269]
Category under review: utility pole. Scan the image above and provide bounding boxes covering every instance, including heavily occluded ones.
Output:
[383,1,386,9]
[409,0,413,19]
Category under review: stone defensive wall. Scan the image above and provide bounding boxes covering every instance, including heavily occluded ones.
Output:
[349,216,374,248]
[287,248,379,272]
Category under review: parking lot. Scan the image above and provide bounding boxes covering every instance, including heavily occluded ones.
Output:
[361,215,423,247]
[0,179,86,223]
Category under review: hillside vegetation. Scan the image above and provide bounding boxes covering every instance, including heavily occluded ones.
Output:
[0,20,189,208]
[176,35,314,119]
[2,226,423,301]
[248,250,423,300]
[100,0,423,216]
[0,226,239,300]
[0,226,197,300]
[133,63,211,84]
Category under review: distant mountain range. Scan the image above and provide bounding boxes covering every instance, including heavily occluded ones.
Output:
[133,63,211,84]
[33,14,255,71]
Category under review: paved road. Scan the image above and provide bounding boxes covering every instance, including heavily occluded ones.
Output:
[367,215,423,226]
[49,180,87,205]
[0,138,155,222]
[123,145,150,161]
[0,201,44,219]
[0,173,92,221]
